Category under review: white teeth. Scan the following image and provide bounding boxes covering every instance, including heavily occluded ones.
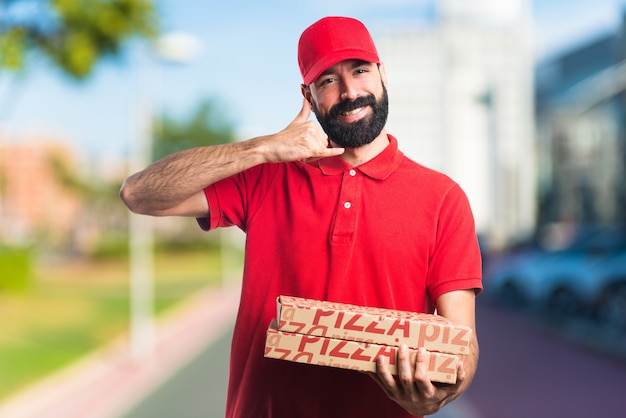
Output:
[342,107,362,116]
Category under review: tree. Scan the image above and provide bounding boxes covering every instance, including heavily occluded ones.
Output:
[148,99,237,247]
[152,98,237,161]
[0,0,159,80]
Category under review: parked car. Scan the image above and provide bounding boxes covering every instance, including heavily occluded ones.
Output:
[484,224,626,331]
[592,251,626,334]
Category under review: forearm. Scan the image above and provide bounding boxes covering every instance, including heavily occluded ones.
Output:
[435,289,479,397]
[120,99,343,216]
[120,137,266,215]
[456,332,479,397]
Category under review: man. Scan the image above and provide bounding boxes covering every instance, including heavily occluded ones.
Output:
[121,16,482,418]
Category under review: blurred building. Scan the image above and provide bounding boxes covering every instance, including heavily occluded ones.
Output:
[535,11,626,229]
[0,137,82,246]
[377,0,535,249]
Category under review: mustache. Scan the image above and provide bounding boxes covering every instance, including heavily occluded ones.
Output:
[329,94,377,119]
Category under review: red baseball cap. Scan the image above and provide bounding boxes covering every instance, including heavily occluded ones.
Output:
[298,16,380,85]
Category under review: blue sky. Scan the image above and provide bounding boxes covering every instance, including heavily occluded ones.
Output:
[1,0,625,164]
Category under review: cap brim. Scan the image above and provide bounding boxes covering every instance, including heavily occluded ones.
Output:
[303,49,380,85]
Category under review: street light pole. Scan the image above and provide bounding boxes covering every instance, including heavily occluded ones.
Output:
[129,208,155,361]
[128,32,202,363]
[128,50,156,361]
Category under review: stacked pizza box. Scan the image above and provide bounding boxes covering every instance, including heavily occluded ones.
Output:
[264,295,472,384]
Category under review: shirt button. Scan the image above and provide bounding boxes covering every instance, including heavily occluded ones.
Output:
[349,169,357,176]
[344,202,352,209]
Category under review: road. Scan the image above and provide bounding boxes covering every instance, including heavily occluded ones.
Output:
[465,302,626,418]
[120,327,232,418]
[121,301,626,418]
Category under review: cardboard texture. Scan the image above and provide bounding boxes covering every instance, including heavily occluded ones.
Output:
[264,321,458,384]
[276,295,472,355]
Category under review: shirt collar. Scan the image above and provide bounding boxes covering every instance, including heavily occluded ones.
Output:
[317,134,404,180]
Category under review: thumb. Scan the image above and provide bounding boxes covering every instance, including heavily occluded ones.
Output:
[291,97,312,124]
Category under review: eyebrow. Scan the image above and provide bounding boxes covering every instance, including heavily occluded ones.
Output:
[319,60,372,78]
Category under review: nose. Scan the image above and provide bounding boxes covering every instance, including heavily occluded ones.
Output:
[340,91,352,100]
[340,79,358,101]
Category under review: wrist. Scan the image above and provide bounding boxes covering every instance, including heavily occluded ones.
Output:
[247,134,280,164]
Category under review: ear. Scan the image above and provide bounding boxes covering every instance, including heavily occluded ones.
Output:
[301,84,312,104]
[378,62,388,88]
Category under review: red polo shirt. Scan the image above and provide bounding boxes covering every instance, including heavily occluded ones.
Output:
[198,135,482,418]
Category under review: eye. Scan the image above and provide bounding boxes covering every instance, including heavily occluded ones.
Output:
[318,76,336,87]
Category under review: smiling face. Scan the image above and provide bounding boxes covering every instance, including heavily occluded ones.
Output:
[304,60,389,149]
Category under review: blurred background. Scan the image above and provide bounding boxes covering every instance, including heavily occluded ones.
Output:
[1,0,626,417]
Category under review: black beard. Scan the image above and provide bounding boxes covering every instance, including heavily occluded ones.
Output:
[312,84,389,149]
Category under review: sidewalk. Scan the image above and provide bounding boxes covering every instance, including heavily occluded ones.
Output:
[0,281,241,418]
[0,280,482,418]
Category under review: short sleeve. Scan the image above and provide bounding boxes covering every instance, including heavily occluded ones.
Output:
[427,183,483,302]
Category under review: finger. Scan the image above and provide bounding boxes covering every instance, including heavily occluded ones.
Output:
[291,97,311,124]
[302,147,345,163]
[455,358,466,385]
[374,353,398,392]
[413,347,436,395]
[396,345,415,393]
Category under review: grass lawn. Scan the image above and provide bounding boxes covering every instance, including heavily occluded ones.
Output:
[0,248,238,402]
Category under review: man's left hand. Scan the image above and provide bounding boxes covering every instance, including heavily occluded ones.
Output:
[369,345,466,416]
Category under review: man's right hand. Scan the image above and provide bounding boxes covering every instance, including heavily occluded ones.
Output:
[263,98,344,163]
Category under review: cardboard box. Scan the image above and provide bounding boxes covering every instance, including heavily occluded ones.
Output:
[264,321,458,384]
[276,295,472,355]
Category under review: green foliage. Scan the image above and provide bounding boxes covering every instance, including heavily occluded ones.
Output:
[0,246,32,292]
[0,26,26,69]
[0,250,228,400]
[0,0,159,79]
[90,233,130,259]
[153,98,237,160]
